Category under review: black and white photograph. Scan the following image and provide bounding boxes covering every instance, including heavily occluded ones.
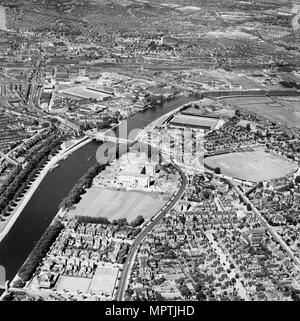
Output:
[0,0,300,314]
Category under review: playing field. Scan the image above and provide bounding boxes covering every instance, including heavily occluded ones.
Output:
[55,276,91,293]
[54,266,119,297]
[89,265,119,296]
[69,187,165,221]
[220,96,300,129]
[205,151,297,182]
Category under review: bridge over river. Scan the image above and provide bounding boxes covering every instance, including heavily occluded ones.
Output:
[88,132,134,144]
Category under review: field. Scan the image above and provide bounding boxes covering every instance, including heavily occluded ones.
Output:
[205,151,297,182]
[54,265,119,297]
[89,265,119,296]
[55,276,91,293]
[220,96,300,128]
[69,187,165,221]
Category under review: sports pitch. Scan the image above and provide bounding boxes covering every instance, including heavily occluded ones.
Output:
[69,187,165,221]
[220,96,300,129]
[54,265,119,297]
[55,275,91,293]
[89,265,119,296]
[205,151,297,182]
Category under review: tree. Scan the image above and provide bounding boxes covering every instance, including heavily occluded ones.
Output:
[202,190,211,199]
[214,167,221,174]
[235,109,241,117]
[194,282,202,292]
[179,216,186,225]
[196,291,206,301]
[18,220,63,282]
[130,215,144,227]
[180,285,191,298]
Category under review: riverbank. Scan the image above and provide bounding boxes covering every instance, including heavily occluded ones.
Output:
[0,136,91,244]
[135,99,203,141]
[0,95,199,281]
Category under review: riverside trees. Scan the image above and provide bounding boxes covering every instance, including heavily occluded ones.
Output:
[0,131,64,220]
[59,163,107,210]
[18,219,63,282]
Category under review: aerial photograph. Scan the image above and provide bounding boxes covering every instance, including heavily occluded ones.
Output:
[0,0,300,310]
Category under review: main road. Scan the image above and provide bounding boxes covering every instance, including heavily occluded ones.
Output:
[115,159,188,301]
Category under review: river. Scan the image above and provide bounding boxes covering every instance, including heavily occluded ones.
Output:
[0,95,198,281]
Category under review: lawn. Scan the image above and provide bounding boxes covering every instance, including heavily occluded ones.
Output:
[68,187,165,221]
[220,96,300,129]
[55,275,91,293]
[205,151,297,182]
[89,265,119,296]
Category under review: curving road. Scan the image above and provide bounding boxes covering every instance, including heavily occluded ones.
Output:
[115,160,188,301]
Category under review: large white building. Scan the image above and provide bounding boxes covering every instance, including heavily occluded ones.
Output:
[117,173,150,189]
[0,6,6,31]
[115,152,157,189]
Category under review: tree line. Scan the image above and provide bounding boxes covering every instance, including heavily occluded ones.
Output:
[59,163,107,210]
[18,219,64,282]
[75,214,145,228]
[0,133,64,220]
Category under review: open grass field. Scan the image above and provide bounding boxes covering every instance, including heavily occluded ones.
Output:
[54,265,119,296]
[89,265,119,296]
[205,151,297,182]
[220,96,300,128]
[55,275,91,293]
[69,187,165,221]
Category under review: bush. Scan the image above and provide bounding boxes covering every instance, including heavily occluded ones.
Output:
[130,215,144,227]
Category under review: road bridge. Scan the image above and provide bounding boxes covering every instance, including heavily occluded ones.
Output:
[89,132,134,144]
